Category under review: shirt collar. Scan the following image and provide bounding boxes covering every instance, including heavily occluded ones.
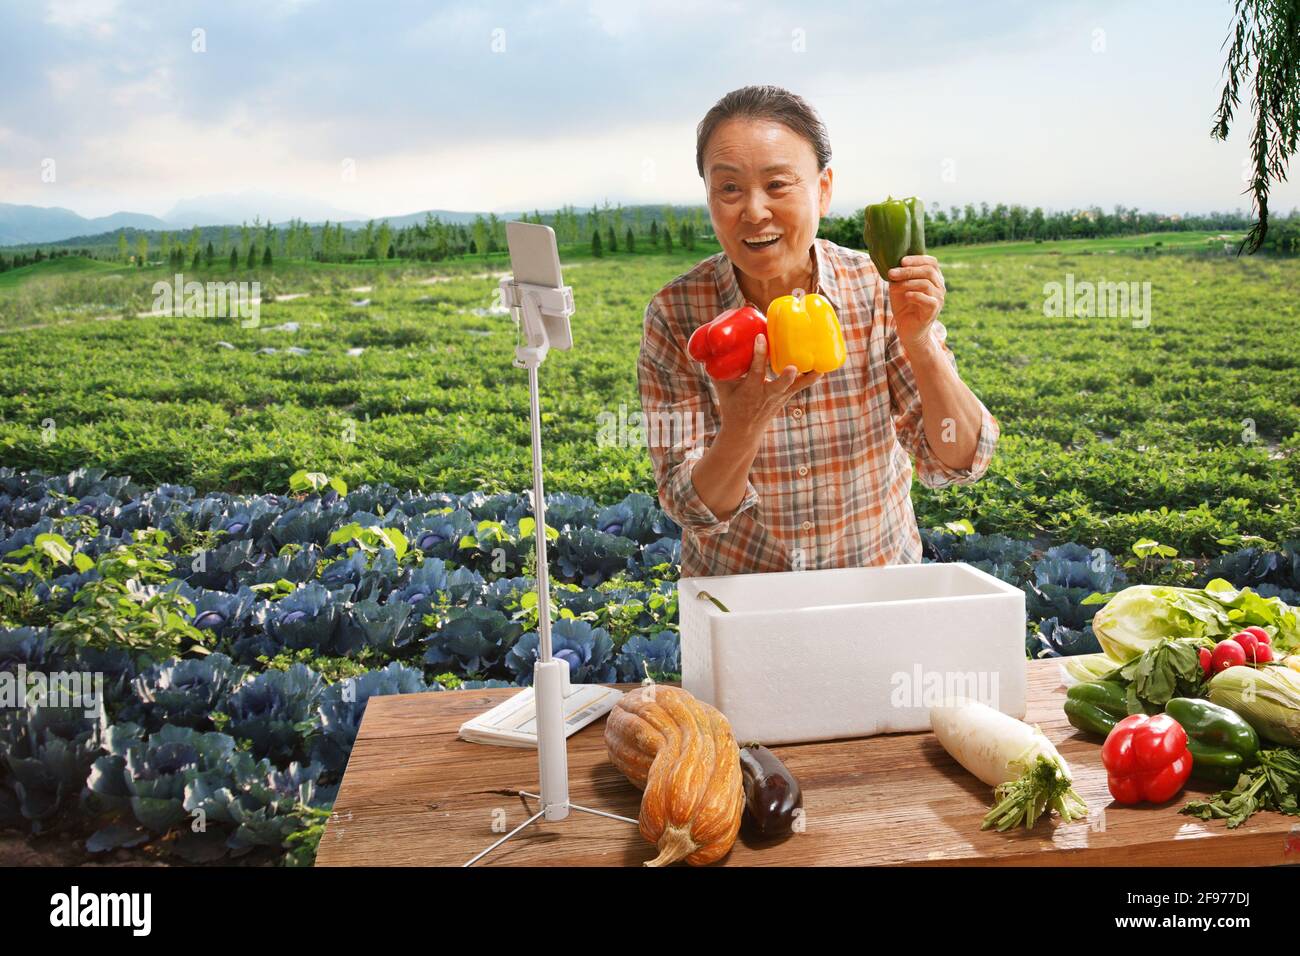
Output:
[715,237,841,314]
[812,237,841,311]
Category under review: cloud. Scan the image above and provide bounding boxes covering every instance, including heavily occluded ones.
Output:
[3,0,1297,219]
[44,0,119,32]
[107,64,173,108]
[584,0,640,37]
[46,63,99,99]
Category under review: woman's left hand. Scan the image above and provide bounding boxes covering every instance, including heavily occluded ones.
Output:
[887,255,945,352]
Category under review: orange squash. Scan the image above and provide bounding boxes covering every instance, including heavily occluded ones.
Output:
[604,684,744,866]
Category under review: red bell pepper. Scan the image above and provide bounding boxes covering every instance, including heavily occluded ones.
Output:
[1101,713,1192,804]
[687,306,767,381]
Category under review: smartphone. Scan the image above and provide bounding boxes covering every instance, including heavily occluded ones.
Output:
[506,221,572,351]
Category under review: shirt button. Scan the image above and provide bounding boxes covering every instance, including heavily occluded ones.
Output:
[792,408,803,420]
[802,520,813,532]
[798,465,809,477]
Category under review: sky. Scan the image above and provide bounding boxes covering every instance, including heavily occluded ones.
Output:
[0,0,1296,221]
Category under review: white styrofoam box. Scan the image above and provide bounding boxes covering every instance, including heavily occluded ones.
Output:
[679,563,1026,745]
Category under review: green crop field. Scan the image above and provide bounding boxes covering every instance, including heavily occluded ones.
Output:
[1,236,1297,556]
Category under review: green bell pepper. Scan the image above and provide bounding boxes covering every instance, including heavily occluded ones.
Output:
[1064,680,1129,737]
[1164,697,1260,787]
[862,196,926,276]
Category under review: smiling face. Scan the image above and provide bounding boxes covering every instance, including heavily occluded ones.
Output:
[703,117,832,285]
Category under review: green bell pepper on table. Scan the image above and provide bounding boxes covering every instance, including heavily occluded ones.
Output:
[1164,697,1260,787]
[862,195,926,277]
[1064,680,1129,737]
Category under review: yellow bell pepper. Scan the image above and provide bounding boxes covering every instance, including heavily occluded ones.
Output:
[766,291,846,375]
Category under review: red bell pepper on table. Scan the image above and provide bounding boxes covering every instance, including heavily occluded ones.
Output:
[687,305,767,381]
[1100,713,1193,804]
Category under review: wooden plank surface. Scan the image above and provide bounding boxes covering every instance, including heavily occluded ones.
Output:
[315,660,1300,866]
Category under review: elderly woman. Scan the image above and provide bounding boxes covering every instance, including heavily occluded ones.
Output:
[638,85,1000,578]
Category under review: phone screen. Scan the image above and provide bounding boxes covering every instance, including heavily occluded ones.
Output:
[506,221,564,288]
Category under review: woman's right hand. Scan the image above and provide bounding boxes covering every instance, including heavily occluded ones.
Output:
[688,334,821,522]
[714,334,823,439]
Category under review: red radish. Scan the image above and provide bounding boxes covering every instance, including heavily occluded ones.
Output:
[1212,641,1247,673]
[1254,644,1274,664]
[1198,647,1213,678]
[1243,626,1271,645]
[1233,632,1260,660]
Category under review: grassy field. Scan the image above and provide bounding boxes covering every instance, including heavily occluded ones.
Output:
[0,235,1296,555]
[0,254,123,290]
[939,229,1240,260]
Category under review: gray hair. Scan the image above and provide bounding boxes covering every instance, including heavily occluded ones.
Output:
[695,85,832,178]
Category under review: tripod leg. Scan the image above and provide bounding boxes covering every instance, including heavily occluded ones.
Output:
[518,792,637,825]
[463,806,547,867]
[568,803,640,826]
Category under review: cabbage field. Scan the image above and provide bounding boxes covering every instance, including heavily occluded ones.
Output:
[1,236,1298,864]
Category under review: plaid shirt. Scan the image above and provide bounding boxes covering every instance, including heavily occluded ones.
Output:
[637,237,999,579]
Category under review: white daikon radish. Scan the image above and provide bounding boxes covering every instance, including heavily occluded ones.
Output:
[930,697,1087,831]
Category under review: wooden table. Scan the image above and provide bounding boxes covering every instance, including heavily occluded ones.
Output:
[315,660,1300,866]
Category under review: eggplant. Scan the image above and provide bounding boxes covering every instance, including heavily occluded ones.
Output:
[739,744,802,836]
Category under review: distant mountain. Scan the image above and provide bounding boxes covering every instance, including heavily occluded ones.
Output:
[0,200,537,249]
[164,191,522,229]
[1,199,718,249]
[0,204,169,246]
[335,209,513,229]
[164,191,366,228]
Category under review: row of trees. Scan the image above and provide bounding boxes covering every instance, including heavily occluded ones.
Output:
[0,247,89,273]
[158,240,274,270]
[87,217,464,266]
[521,203,708,247]
[591,219,698,256]
[6,201,1296,275]
[0,208,704,274]
[1250,214,1300,254]
[817,203,1264,249]
[89,204,712,267]
[129,219,295,268]
[153,204,709,265]
[393,204,708,261]
[0,242,281,275]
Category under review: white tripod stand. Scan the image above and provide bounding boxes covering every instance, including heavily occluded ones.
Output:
[464,224,638,866]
